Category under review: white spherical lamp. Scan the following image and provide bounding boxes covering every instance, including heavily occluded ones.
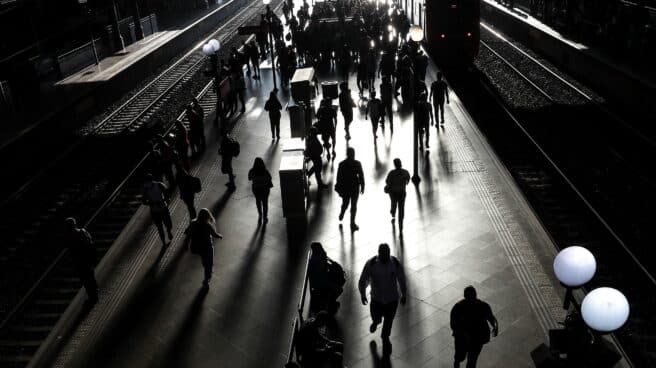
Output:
[581,287,629,332]
[409,25,424,42]
[553,246,596,287]
[202,43,215,56]
[208,39,221,52]
[263,0,271,4]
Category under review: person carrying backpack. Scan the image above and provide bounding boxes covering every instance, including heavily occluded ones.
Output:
[305,127,327,188]
[247,157,273,223]
[176,166,201,221]
[264,91,283,140]
[142,173,174,247]
[64,217,99,308]
[338,82,357,140]
[219,131,239,191]
[385,158,410,231]
[308,242,346,314]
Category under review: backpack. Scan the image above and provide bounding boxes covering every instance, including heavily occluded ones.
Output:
[328,259,347,287]
[223,136,240,157]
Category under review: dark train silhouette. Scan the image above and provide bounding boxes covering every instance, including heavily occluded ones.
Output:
[425,0,481,65]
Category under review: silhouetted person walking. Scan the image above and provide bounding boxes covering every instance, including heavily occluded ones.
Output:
[450,286,499,368]
[248,157,273,223]
[359,243,407,351]
[142,173,174,246]
[305,127,327,188]
[185,208,223,288]
[64,217,98,308]
[366,90,383,141]
[385,158,410,231]
[338,82,356,140]
[219,130,239,191]
[336,147,365,231]
[430,72,450,126]
[264,91,283,140]
[380,76,394,131]
[176,166,201,221]
[308,242,346,313]
[414,92,433,149]
[316,98,338,159]
[187,105,205,157]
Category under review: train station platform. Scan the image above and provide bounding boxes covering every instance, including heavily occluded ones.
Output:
[32,48,631,368]
[0,0,253,150]
[480,0,656,120]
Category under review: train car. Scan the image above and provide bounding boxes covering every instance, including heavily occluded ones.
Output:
[425,0,481,66]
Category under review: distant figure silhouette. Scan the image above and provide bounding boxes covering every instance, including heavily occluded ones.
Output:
[176,166,200,221]
[335,147,365,231]
[264,91,283,140]
[142,173,174,247]
[365,90,383,141]
[358,243,407,351]
[64,217,98,308]
[247,157,273,223]
[450,286,499,368]
[385,158,410,231]
[429,72,450,126]
[414,92,433,149]
[305,127,327,188]
[338,82,356,140]
[316,98,338,159]
[308,242,346,313]
[295,311,344,367]
[185,208,223,288]
[219,129,239,191]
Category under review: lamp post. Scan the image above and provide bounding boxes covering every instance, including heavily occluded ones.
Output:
[263,0,278,91]
[552,246,630,364]
[409,25,423,185]
[553,246,596,309]
[203,39,222,126]
[78,0,100,65]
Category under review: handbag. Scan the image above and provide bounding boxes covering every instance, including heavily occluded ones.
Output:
[383,185,390,194]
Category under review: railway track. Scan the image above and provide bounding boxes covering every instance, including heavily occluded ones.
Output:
[0,1,281,366]
[464,25,656,367]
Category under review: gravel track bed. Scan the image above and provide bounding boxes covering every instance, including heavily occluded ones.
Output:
[480,25,604,105]
[474,47,550,110]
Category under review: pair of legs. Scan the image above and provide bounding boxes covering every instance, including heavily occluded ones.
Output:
[389,191,406,228]
[152,209,174,246]
[270,115,281,139]
[454,338,483,368]
[238,90,246,113]
[342,112,353,138]
[190,133,206,156]
[418,122,430,147]
[254,189,270,221]
[370,299,399,339]
[307,156,325,186]
[200,247,214,286]
[371,115,382,139]
[250,58,260,78]
[357,77,367,96]
[339,191,359,228]
[321,131,337,157]
[434,100,445,124]
[182,195,197,220]
[222,158,236,189]
[78,267,98,305]
[382,100,393,130]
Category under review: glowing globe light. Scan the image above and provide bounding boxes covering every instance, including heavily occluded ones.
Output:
[553,246,596,287]
[263,0,271,4]
[409,25,424,42]
[581,287,629,332]
[202,43,215,56]
[208,39,220,52]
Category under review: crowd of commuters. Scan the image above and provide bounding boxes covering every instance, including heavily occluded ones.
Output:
[64,0,505,366]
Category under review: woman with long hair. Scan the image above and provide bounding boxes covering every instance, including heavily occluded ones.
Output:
[247,157,273,223]
[185,208,223,288]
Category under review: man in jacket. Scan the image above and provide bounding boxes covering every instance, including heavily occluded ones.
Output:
[358,243,407,352]
[450,286,499,368]
[336,147,365,231]
[385,158,410,231]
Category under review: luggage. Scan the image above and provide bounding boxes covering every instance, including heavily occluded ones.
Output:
[321,81,338,99]
[291,67,316,103]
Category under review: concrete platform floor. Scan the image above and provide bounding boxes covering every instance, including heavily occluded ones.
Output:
[41,51,630,368]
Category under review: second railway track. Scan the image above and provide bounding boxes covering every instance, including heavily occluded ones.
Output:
[461,23,656,366]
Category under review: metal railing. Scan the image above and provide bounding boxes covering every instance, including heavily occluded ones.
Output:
[286,251,312,366]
